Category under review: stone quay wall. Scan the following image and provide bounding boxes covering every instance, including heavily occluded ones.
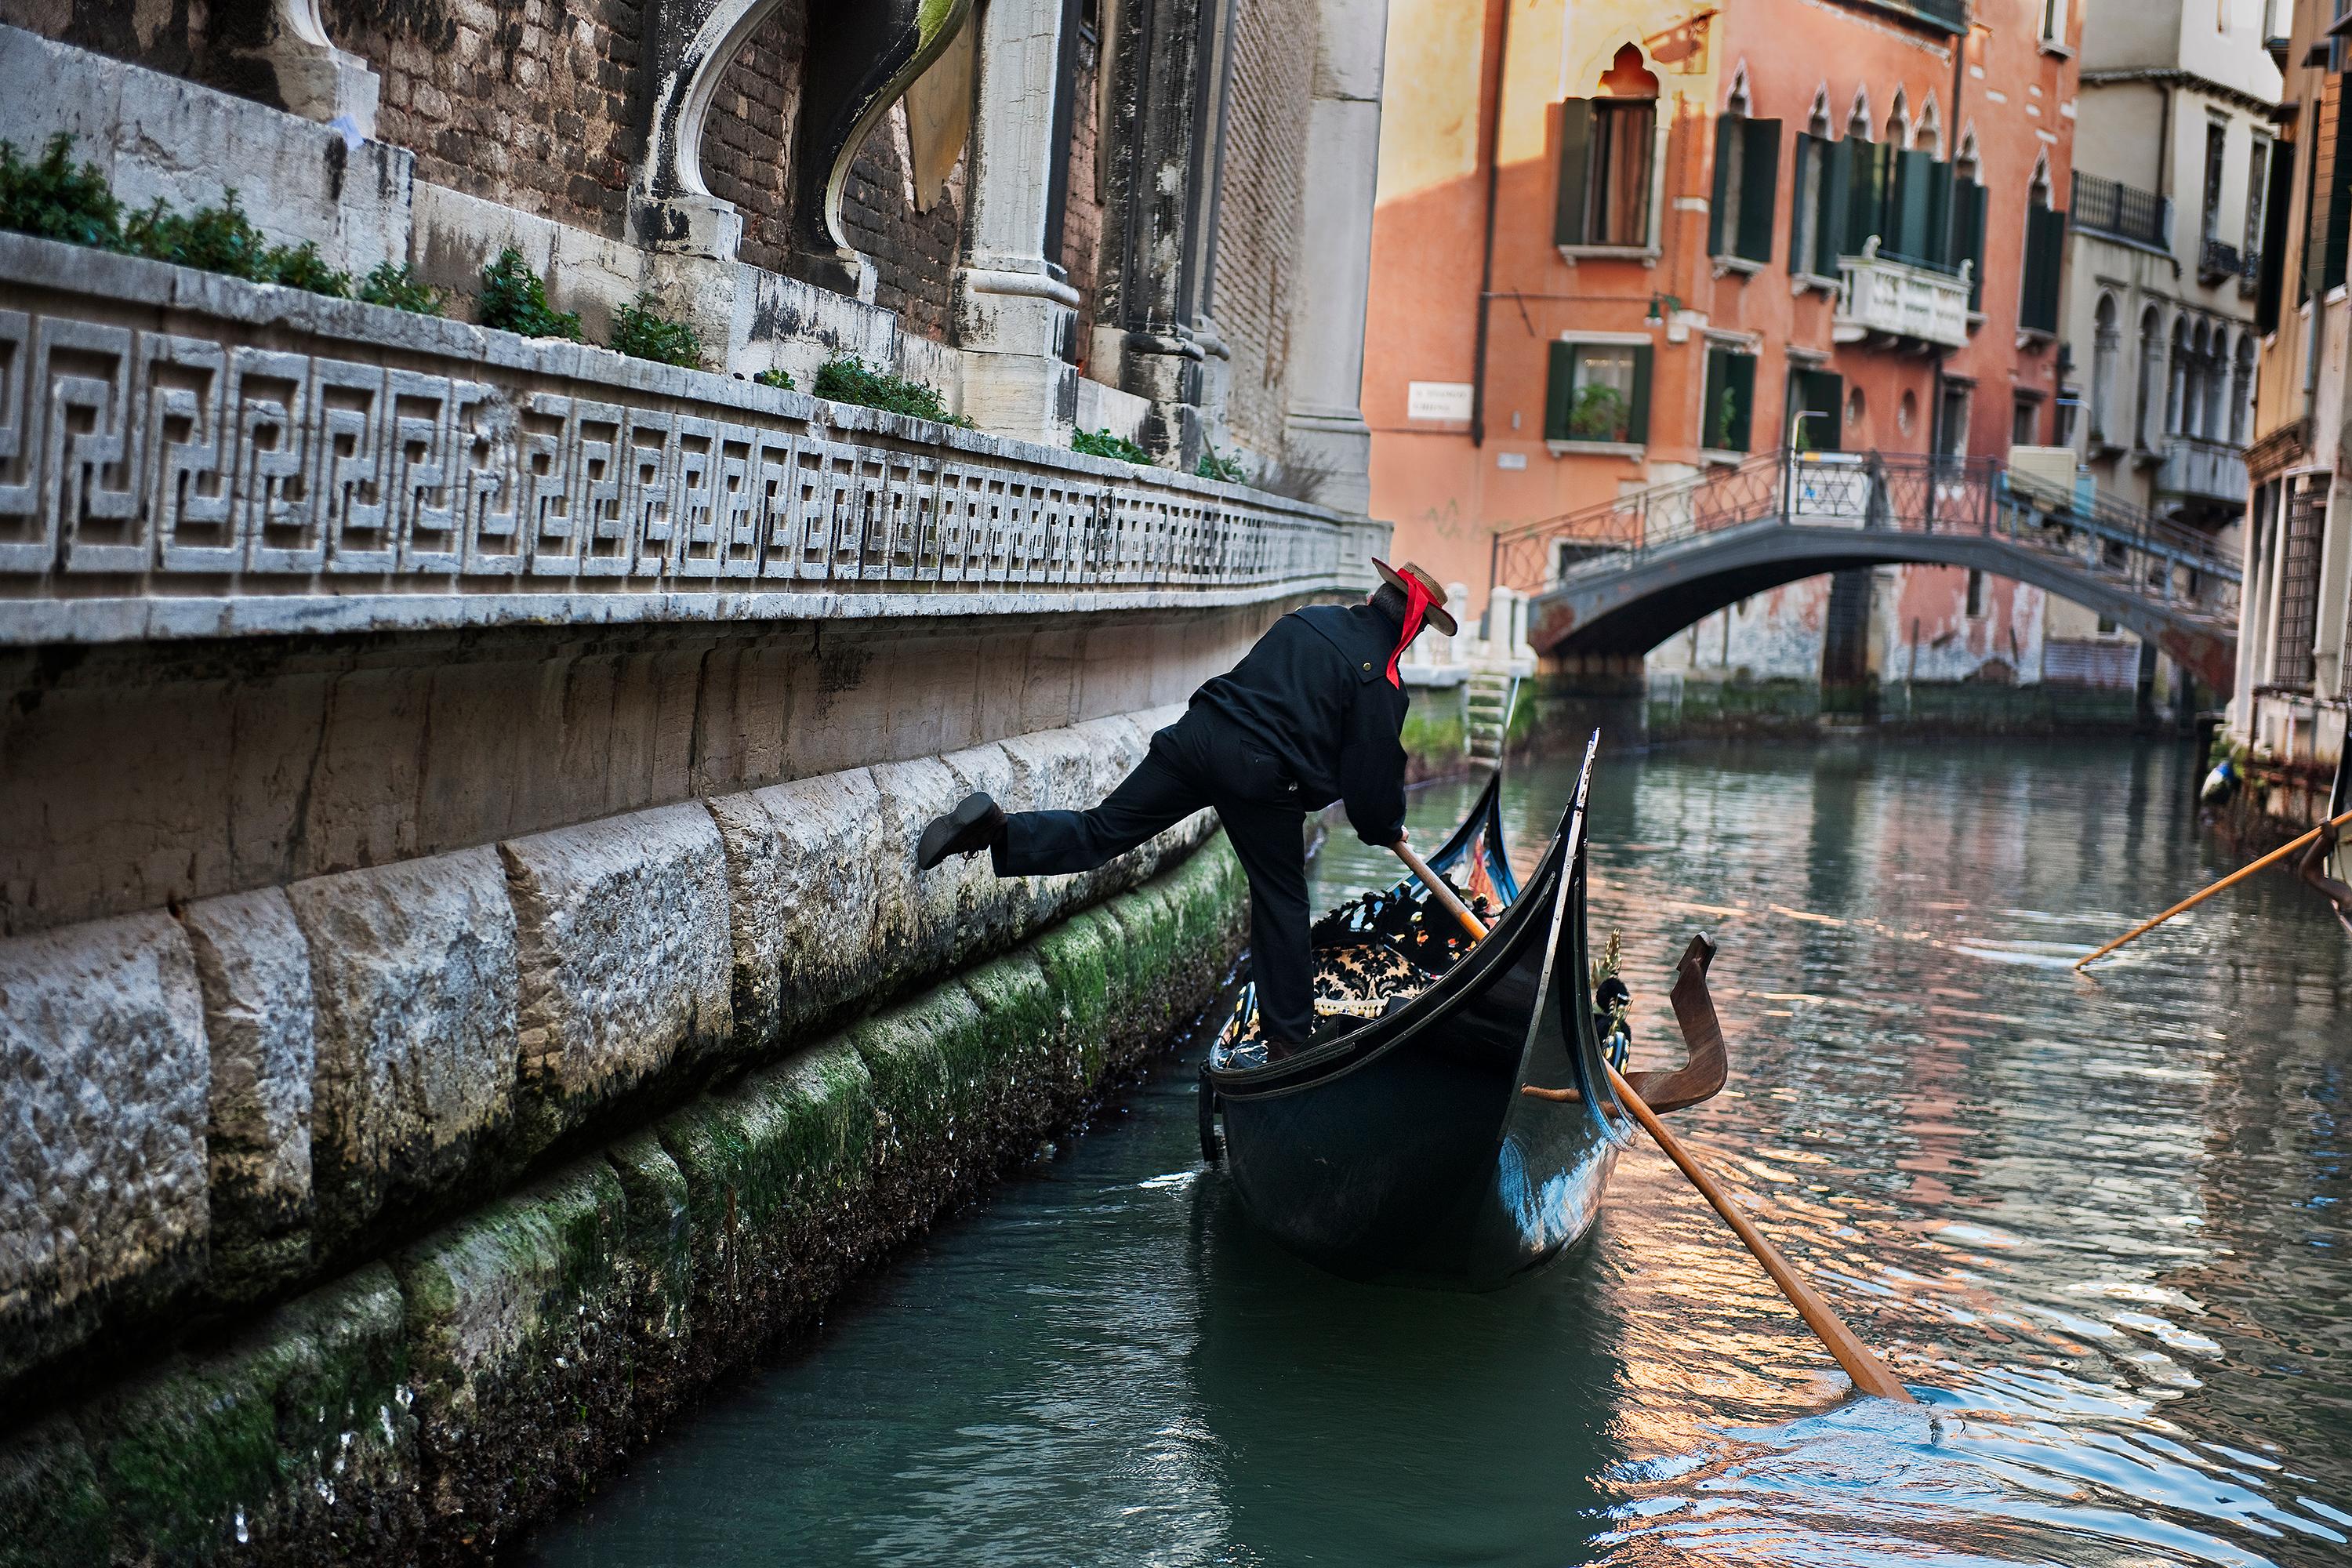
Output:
[0,222,1381,1559]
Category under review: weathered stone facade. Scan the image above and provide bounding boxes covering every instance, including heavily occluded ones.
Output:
[0,9,1395,1552]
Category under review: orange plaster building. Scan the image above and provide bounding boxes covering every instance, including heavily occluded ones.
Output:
[1364,0,2084,695]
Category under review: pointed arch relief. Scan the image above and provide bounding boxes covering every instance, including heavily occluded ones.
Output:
[1806,85,1833,137]
[634,0,973,280]
[1847,87,1874,140]
[1598,43,1663,98]
[1726,61,1753,117]
[1914,94,1942,154]
[1884,87,1911,146]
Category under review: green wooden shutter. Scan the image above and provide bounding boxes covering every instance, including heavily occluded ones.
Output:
[2324,96,2352,294]
[1709,116,1737,256]
[1889,149,1935,260]
[1951,179,1987,310]
[1726,353,1756,452]
[1628,344,1653,445]
[1555,100,1594,246]
[1737,118,1781,261]
[1544,341,1576,441]
[2256,140,2296,332]
[1702,347,1729,448]
[1815,137,1853,274]
[2020,205,2064,333]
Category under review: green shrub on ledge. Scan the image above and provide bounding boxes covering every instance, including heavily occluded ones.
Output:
[477,247,582,341]
[0,135,123,249]
[1194,446,1247,484]
[357,260,445,316]
[1073,427,1152,463]
[609,296,704,368]
[811,356,968,426]
[126,191,355,298]
[755,367,796,390]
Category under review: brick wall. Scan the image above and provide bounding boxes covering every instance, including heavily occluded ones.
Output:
[840,103,964,343]
[1059,23,1107,375]
[0,0,276,105]
[326,0,648,241]
[1210,0,1316,457]
[699,1,807,277]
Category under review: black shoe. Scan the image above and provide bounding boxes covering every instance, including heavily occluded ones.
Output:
[917,791,1006,870]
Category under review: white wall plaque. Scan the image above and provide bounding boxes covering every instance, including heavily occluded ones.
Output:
[1406,381,1475,422]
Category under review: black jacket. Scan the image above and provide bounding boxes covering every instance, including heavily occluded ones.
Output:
[1190,602,1411,844]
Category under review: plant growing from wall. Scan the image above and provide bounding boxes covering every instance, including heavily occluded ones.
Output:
[477,247,582,340]
[0,135,123,249]
[608,295,704,368]
[357,261,445,316]
[1073,427,1152,463]
[1195,446,1247,483]
[1566,383,1630,442]
[811,356,967,425]
[1709,385,1739,451]
[125,191,357,296]
[754,367,796,390]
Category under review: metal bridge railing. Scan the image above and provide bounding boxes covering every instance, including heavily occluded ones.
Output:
[1489,447,2241,626]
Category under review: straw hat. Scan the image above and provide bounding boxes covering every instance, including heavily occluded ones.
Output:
[1372,558,1459,637]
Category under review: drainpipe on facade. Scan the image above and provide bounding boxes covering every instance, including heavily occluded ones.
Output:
[1468,0,1510,448]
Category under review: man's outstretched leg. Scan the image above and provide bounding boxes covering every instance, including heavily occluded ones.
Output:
[915,734,1203,874]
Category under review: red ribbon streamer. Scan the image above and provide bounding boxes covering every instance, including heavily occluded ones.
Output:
[1385,575,1434,688]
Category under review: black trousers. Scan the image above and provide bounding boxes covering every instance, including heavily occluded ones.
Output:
[993,707,1315,1041]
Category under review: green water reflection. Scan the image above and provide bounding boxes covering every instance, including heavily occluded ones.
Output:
[523,739,2352,1566]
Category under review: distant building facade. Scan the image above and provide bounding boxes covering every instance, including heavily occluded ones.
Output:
[2048,0,2280,714]
[2230,0,2351,821]
[1363,0,2082,709]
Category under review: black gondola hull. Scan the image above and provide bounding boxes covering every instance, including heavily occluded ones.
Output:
[1208,742,1624,1290]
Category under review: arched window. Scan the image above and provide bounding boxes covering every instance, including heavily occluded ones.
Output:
[2203,325,2228,437]
[1884,89,1911,147]
[2168,318,2190,435]
[1790,88,1835,279]
[1955,127,1980,184]
[1807,87,1832,140]
[2090,292,2120,447]
[2230,333,2255,445]
[1556,44,1662,250]
[2020,157,2062,333]
[1849,89,1874,142]
[2136,306,2165,449]
[1726,66,1752,118]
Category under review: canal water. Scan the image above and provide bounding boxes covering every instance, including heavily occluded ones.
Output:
[522,739,2351,1567]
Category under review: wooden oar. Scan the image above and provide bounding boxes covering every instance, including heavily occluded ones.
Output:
[2073,806,2352,970]
[1389,843,1915,1403]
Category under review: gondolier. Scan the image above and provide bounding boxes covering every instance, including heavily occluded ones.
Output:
[916,560,1457,1052]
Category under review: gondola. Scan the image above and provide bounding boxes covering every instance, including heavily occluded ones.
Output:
[1197,735,1730,1290]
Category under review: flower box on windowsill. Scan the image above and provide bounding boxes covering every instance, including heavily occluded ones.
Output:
[1558,245,1660,267]
[1545,439,1646,459]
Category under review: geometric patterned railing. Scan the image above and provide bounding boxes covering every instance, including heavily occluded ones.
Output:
[0,234,1369,641]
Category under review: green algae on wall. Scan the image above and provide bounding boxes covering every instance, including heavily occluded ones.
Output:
[0,837,1245,1567]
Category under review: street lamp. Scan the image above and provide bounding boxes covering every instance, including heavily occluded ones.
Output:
[1784,408,1830,522]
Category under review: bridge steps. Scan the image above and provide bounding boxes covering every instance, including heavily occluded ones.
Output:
[1465,671,1514,763]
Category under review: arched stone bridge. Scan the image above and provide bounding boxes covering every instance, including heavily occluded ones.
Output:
[1492,452,2241,694]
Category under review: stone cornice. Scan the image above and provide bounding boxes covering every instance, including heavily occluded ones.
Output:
[2078,67,2285,121]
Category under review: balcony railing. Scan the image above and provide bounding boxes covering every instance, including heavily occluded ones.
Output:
[2156,435,2250,506]
[1832,244,1972,350]
[1842,0,1969,34]
[2071,172,2171,249]
[2198,238,2253,285]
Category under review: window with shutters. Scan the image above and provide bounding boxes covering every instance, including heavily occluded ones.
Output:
[2089,292,2121,448]
[1710,114,1782,267]
[1555,46,1661,254]
[2254,132,2294,330]
[1701,344,1758,454]
[2273,479,2325,692]
[1788,366,1844,452]
[1544,340,1653,449]
[1790,95,1835,284]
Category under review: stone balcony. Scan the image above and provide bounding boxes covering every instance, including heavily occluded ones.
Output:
[1831,244,1973,351]
[2155,435,2250,507]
